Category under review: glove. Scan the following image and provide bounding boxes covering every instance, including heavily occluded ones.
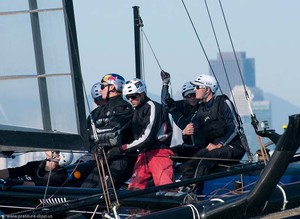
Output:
[165,98,177,113]
[161,70,170,85]
[107,147,123,160]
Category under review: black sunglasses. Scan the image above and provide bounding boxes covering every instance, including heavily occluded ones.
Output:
[185,93,196,98]
[196,85,206,90]
[126,94,139,100]
[101,84,109,90]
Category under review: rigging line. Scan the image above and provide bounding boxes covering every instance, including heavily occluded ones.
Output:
[99,156,112,212]
[203,0,238,109]
[141,29,163,71]
[95,152,110,213]
[180,0,223,94]
[35,160,81,209]
[141,28,173,98]
[164,155,243,162]
[123,153,249,162]
[94,149,120,213]
[42,155,54,208]
[219,0,254,120]
[208,174,239,199]
[218,0,251,107]
[218,0,267,162]
[101,149,120,208]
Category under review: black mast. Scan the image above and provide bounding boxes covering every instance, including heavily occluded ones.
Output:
[133,6,144,80]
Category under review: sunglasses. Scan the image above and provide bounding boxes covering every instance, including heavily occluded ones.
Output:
[101,84,109,90]
[126,94,139,100]
[196,85,206,90]
[185,93,196,98]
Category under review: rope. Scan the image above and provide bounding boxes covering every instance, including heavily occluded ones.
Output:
[141,29,174,98]
[203,0,236,106]
[141,29,163,71]
[180,0,223,94]
[94,153,110,213]
[160,155,243,162]
[276,184,288,211]
[218,0,267,163]
[186,204,201,219]
[210,198,224,203]
[35,160,81,208]
[102,150,120,209]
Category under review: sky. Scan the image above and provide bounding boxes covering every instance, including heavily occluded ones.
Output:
[73,1,300,110]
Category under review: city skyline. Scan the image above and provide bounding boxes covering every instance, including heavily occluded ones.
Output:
[73,1,300,112]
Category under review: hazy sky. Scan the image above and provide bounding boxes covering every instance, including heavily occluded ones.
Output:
[73,0,300,111]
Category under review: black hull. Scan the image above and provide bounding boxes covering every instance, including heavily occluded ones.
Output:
[139,114,300,219]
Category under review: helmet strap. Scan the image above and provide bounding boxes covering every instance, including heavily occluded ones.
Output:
[105,84,112,101]
[202,87,210,100]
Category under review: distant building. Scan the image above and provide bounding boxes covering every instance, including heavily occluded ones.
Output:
[209,51,273,155]
[209,52,255,97]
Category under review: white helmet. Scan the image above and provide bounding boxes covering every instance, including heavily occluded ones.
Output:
[59,152,74,166]
[101,73,125,92]
[192,74,218,93]
[123,78,147,95]
[91,82,102,99]
[181,82,195,97]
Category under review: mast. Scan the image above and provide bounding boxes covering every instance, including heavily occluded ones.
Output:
[133,6,144,80]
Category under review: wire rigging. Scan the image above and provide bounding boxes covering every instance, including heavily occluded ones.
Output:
[180,0,223,94]
[203,0,237,110]
[141,29,163,71]
[181,0,254,160]
[141,29,174,98]
[218,0,268,163]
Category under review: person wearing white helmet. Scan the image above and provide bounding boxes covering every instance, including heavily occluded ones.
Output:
[160,71,199,158]
[180,74,246,191]
[82,73,136,190]
[58,152,74,166]
[0,151,67,187]
[122,78,174,190]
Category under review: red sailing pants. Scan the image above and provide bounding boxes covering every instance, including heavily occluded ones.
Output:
[128,148,174,190]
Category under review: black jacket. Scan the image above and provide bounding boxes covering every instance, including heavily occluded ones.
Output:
[89,95,134,148]
[123,96,172,152]
[161,84,198,144]
[193,95,242,149]
[8,160,67,186]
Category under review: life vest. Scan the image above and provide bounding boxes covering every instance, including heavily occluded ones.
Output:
[194,95,241,148]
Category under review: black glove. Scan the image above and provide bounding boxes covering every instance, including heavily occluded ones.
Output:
[165,98,177,113]
[107,147,123,160]
[92,127,120,146]
[161,70,170,85]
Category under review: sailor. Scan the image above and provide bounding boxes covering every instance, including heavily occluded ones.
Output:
[86,82,108,136]
[81,73,136,189]
[180,74,246,187]
[91,81,107,106]
[122,78,174,190]
[161,71,199,159]
[0,151,68,187]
